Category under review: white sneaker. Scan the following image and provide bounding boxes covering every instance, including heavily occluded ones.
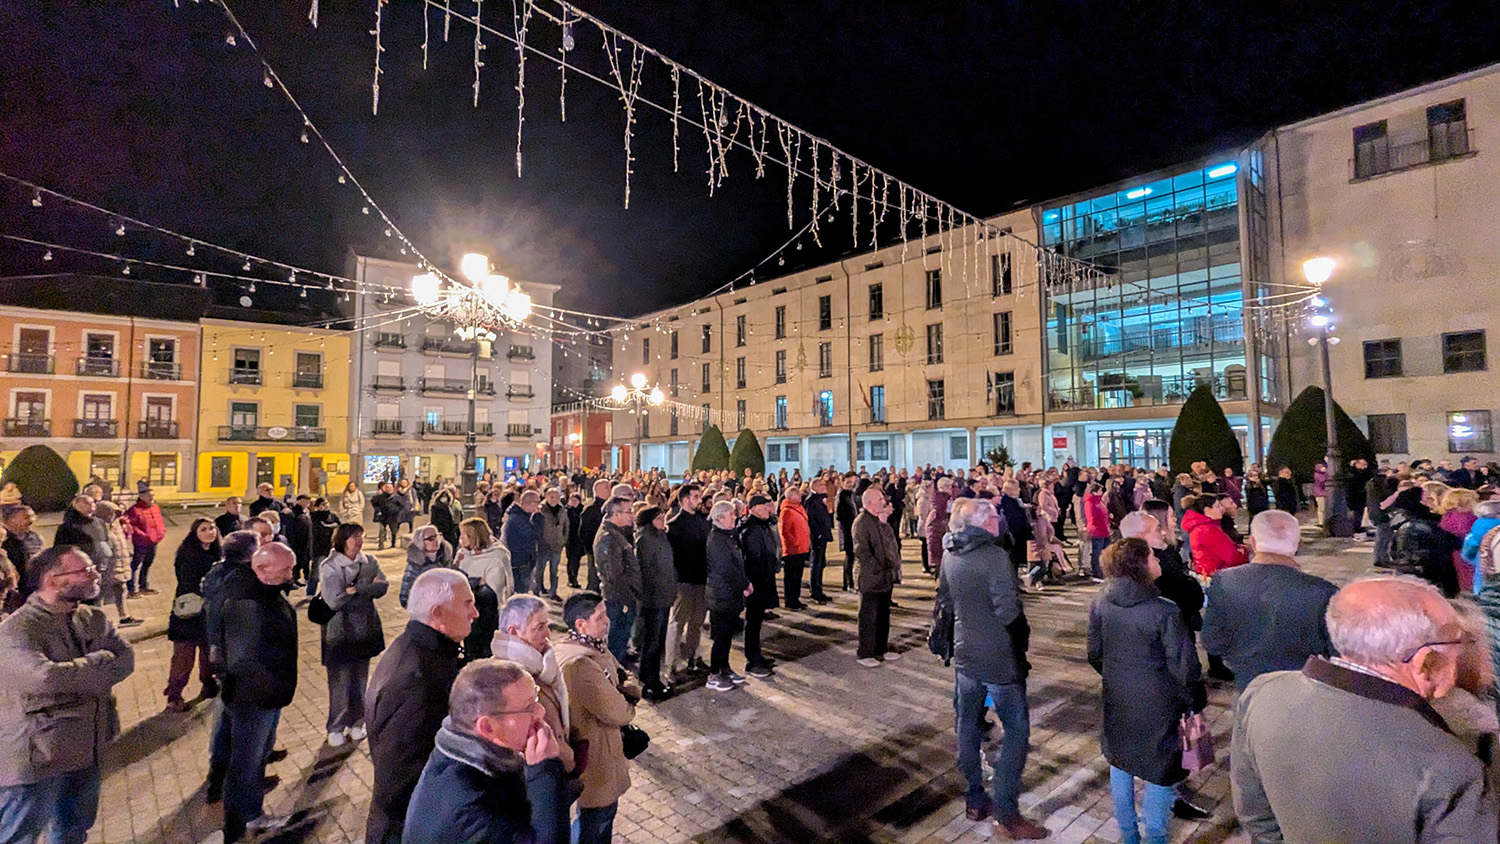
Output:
[327,730,347,747]
[246,814,290,832]
[882,651,902,662]
[858,657,881,668]
[347,724,367,741]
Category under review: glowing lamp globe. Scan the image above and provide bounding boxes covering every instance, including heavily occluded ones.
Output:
[460,253,491,283]
[479,273,509,306]
[502,289,533,323]
[649,387,664,405]
[611,385,628,402]
[630,372,648,389]
[1303,256,1335,285]
[411,272,441,306]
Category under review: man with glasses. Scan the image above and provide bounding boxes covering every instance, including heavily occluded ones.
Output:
[1232,575,1495,841]
[0,547,134,844]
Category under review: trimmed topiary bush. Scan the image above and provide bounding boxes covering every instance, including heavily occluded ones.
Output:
[729,428,766,477]
[691,425,731,472]
[1,444,80,512]
[1266,385,1375,483]
[1169,384,1244,476]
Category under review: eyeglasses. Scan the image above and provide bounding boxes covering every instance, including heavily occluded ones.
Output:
[490,693,542,718]
[1400,636,1471,663]
[54,566,98,578]
[423,536,441,542]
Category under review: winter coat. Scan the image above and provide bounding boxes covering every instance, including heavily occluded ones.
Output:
[221,574,298,710]
[491,630,574,772]
[705,524,749,613]
[283,504,313,566]
[665,508,710,586]
[124,500,166,548]
[370,491,394,525]
[403,719,568,844]
[457,543,511,662]
[53,508,108,562]
[1271,476,1299,513]
[339,488,366,524]
[366,620,464,844]
[214,511,242,538]
[1152,544,1203,633]
[537,503,568,554]
[1201,560,1338,690]
[1083,492,1111,539]
[579,500,605,557]
[482,499,505,536]
[634,523,678,610]
[803,491,834,544]
[1463,516,1500,593]
[98,516,132,586]
[0,596,134,787]
[853,510,902,593]
[1441,510,1478,593]
[936,526,1029,686]
[555,638,638,809]
[248,495,285,517]
[778,501,811,557]
[168,538,219,642]
[310,509,339,561]
[999,495,1032,550]
[740,515,782,611]
[319,551,389,665]
[1087,578,1201,785]
[1182,510,1247,577]
[1391,492,1463,596]
[431,492,463,547]
[502,505,541,569]
[565,503,588,559]
[594,520,642,609]
[924,488,951,570]
[390,489,415,524]
[400,535,457,607]
[1245,478,1270,516]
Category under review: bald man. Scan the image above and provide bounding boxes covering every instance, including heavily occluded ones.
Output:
[851,487,903,666]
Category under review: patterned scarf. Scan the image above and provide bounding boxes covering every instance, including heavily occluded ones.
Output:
[566,628,608,654]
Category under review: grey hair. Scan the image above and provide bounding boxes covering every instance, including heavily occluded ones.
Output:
[1475,500,1500,520]
[499,594,547,632]
[408,568,471,624]
[1326,574,1444,664]
[605,496,633,519]
[936,476,955,493]
[948,498,996,532]
[448,658,533,728]
[1249,510,1301,557]
[1118,511,1157,540]
[708,500,736,523]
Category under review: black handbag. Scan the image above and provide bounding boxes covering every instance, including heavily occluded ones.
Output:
[620,724,650,760]
[307,594,336,625]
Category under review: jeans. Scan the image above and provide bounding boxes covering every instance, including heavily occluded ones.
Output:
[783,553,808,607]
[130,543,157,592]
[326,659,370,732]
[664,583,707,670]
[164,639,212,702]
[209,702,280,787]
[856,590,891,659]
[536,549,562,594]
[840,526,855,589]
[743,604,767,669]
[0,766,101,844]
[513,563,536,597]
[954,672,1030,822]
[637,606,670,690]
[809,541,829,598]
[574,800,618,844]
[1374,522,1394,565]
[1109,766,1174,844]
[1090,536,1111,578]
[223,704,281,841]
[605,600,634,664]
[709,608,739,674]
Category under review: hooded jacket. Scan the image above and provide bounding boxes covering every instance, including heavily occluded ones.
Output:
[936,526,1028,685]
[740,514,782,610]
[1182,509,1247,577]
[778,500,811,557]
[705,524,749,613]
[502,504,541,568]
[400,532,457,607]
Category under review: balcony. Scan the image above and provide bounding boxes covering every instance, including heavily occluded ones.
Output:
[370,375,405,392]
[419,377,470,395]
[421,337,482,357]
[506,386,535,400]
[137,420,179,439]
[371,419,404,436]
[6,354,53,375]
[1352,128,1473,181]
[218,425,326,443]
[506,423,537,440]
[229,368,262,386]
[420,421,495,439]
[372,332,407,350]
[507,345,535,361]
[861,409,887,426]
[73,419,118,438]
[140,361,181,381]
[76,357,120,377]
[3,418,50,437]
[1046,374,1231,412]
[292,372,324,389]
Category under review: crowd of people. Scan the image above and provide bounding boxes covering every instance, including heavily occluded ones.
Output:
[7,453,1500,842]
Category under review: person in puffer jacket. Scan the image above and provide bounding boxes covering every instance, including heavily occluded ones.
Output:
[400,525,457,608]
[1181,495,1246,578]
[1461,499,1500,593]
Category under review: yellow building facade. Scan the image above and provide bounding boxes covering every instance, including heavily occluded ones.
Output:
[197,319,352,499]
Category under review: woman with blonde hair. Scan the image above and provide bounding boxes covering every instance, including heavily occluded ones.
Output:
[338,481,365,525]
[454,517,512,661]
[1439,488,1482,591]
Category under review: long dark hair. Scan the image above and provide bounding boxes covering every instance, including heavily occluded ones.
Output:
[183,516,222,557]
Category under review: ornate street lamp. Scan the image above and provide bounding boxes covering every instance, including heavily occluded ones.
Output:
[1304,256,1355,537]
[610,372,664,472]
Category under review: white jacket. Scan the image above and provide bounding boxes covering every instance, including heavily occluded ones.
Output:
[456,543,513,602]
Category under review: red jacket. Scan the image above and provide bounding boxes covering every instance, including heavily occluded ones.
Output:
[779,500,811,556]
[124,500,166,547]
[1083,493,1112,539]
[1182,510,1247,576]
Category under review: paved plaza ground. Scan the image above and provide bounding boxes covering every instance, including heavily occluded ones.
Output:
[82,509,1378,844]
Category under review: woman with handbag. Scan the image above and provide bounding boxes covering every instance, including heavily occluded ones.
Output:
[1087,538,1205,844]
[320,522,389,747]
[165,517,221,711]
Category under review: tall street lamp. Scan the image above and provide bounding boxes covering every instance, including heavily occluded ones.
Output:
[1304,256,1355,537]
[412,252,533,497]
[611,372,663,472]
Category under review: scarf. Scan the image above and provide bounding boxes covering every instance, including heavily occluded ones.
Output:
[566,629,608,654]
[432,717,525,779]
[493,631,569,732]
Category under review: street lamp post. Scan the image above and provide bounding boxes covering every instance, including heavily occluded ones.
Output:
[1304,257,1355,537]
[611,372,664,473]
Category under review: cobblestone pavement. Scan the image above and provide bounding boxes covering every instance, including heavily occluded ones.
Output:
[87,512,1379,844]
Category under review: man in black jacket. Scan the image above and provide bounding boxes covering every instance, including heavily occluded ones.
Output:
[247,482,285,518]
[53,495,108,559]
[835,474,859,590]
[936,499,1046,839]
[664,484,710,677]
[219,543,298,842]
[804,477,835,604]
[284,495,314,589]
[739,495,781,679]
[216,496,244,538]
[704,501,750,692]
[579,479,610,591]
[366,569,478,844]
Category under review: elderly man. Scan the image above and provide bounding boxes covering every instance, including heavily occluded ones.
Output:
[740,494,781,679]
[705,500,751,691]
[852,486,903,667]
[936,499,1046,839]
[594,497,641,664]
[804,477,836,604]
[0,547,134,844]
[1233,575,1496,841]
[665,483,710,677]
[53,495,107,564]
[1202,510,1338,690]
[535,487,569,599]
[216,496,245,538]
[247,482,285,517]
[366,569,478,844]
[579,479,612,591]
[403,659,568,844]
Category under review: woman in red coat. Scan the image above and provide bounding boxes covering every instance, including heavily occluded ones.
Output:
[1181,494,1247,577]
[1083,482,1112,580]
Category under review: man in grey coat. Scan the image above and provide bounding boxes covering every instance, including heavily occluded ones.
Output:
[593,497,641,666]
[936,499,1047,840]
[1233,574,1496,842]
[0,546,135,844]
[852,487,902,666]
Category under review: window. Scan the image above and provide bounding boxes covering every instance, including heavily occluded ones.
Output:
[768,443,782,461]
[1442,330,1486,373]
[774,306,786,339]
[210,456,232,488]
[294,352,323,388]
[702,324,712,353]
[818,295,832,331]
[229,401,258,429]
[870,385,885,423]
[736,315,747,347]
[775,395,787,429]
[702,363,712,392]
[993,311,1013,355]
[1363,339,1403,378]
[144,338,178,379]
[670,412,679,436]
[736,357,746,389]
[670,330,679,360]
[231,348,261,384]
[993,371,1015,415]
[775,350,786,384]
[784,442,800,461]
[736,400,746,430]
[148,453,178,487]
[1428,100,1469,161]
[81,334,115,375]
[869,439,889,461]
[81,393,112,420]
[869,334,884,372]
[1353,120,1389,179]
[950,435,968,462]
[1368,413,1408,453]
[642,338,651,366]
[925,268,942,309]
[818,390,834,426]
[1449,410,1492,453]
[85,453,119,486]
[669,368,679,397]
[926,323,944,364]
[294,404,320,429]
[701,403,711,433]
[927,379,945,420]
[868,284,884,320]
[991,252,1013,296]
[818,342,833,378]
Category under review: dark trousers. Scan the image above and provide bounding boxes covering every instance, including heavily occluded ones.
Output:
[857,590,892,659]
[605,600,633,664]
[840,525,855,589]
[512,563,535,597]
[783,553,808,607]
[809,540,829,598]
[920,534,930,570]
[378,521,398,548]
[637,606,670,690]
[744,604,767,669]
[292,554,311,585]
[129,544,157,593]
[709,608,740,674]
[164,639,211,702]
[566,549,584,584]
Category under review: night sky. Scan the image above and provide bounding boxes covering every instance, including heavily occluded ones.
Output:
[3,0,1500,319]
